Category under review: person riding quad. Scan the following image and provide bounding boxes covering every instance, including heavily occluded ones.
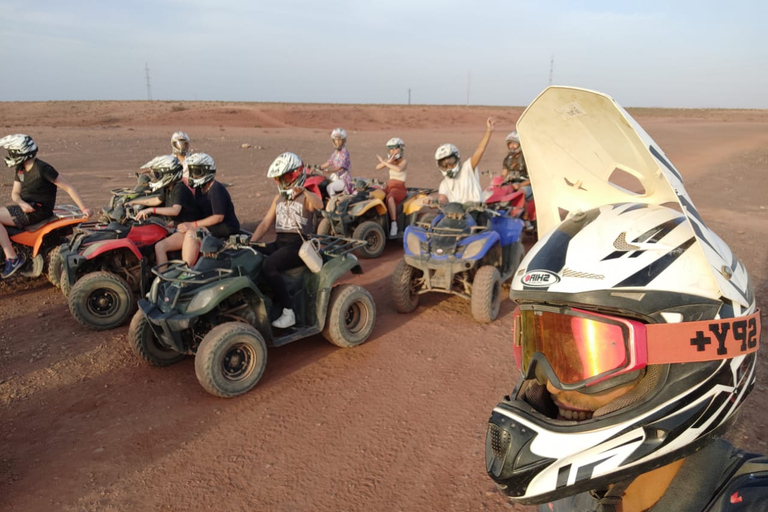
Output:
[375,137,408,237]
[250,152,323,329]
[486,203,766,512]
[127,153,199,225]
[0,134,93,278]
[436,117,494,205]
[319,127,355,198]
[170,131,192,185]
[501,130,533,230]
[154,153,240,267]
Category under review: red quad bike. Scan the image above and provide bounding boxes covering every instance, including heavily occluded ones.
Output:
[1,204,87,284]
[483,175,537,236]
[59,201,172,331]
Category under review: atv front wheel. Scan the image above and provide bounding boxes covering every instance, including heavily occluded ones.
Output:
[60,268,72,297]
[322,284,376,348]
[471,265,502,323]
[68,271,135,330]
[391,259,421,313]
[352,220,386,259]
[129,310,185,366]
[195,322,268,398]
[47,245,64,288]
[317,218,333,236]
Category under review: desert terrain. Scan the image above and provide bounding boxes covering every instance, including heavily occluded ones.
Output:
[0,100,767,512]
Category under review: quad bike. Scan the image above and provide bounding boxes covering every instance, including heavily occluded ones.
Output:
[59,196,172,330]
[391,202,524,323]
[317,178,435,259]
[1,204,88,285]
[129,233,377,398]
[483,174,537,237]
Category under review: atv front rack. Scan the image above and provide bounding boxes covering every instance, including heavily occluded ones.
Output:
[53,204,88,219]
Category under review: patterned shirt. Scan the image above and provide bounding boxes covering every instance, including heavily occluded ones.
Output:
[327,148,354,194]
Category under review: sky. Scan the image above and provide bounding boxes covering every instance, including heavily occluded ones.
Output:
[2,0,767,108]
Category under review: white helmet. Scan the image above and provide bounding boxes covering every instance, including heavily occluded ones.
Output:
[386,137,405,160]
[505,131,520,144]
[185,152,216,189]
[434,143,461,179]
[267,152,306,200]
[140,155,183,192]
[0,134,38,168]
[330,127,347,140]
[171,131,191,157]
[486,203,758,506]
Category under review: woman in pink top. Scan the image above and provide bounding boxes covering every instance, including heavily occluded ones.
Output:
[319,127,354,197]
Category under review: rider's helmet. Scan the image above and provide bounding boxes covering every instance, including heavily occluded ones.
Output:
[486,202,759,506]
[140,155,183,192]
[185,152,216,189]
[331,128,347,149]
[267,152,306,200]
[0,134,38,168]
[386,137,405,161]
[505,131,520,144]
[434,143,461,179]
[171,131,191,157]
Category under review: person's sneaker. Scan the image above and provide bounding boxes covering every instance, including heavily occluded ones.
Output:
[2,253,26,279]
[272,308,296,328]
[524,220,534,232]
[389,221,398,237]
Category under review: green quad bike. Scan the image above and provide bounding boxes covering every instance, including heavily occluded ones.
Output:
[129,234,377,398]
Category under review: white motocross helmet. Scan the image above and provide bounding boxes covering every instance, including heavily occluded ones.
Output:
[0,134,38,168]
[171,131,191,157]
[185,153,216,189]
[267,152,306,200]
[434,143,461,179]
[330,127,347,149]
[386,137,405,160]
[505,131,520,144]
[140,155,183,192]
[486,203,759,506]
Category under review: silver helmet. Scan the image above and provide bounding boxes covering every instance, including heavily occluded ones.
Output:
[171,131,191,157]
[185,152,216,189]
[268,152,306,200]
[140,154,183,192]
[0,134,38,168]
[434,143,460,179]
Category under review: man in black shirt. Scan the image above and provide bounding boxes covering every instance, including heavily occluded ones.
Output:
[0,134,92,278]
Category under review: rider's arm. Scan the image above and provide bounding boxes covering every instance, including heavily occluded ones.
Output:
[250,195,279,242]
[302,189,323,213]
[10,181,27,206]
[470,117,495,170]
[54,175,92,217]
[127,196,162,207]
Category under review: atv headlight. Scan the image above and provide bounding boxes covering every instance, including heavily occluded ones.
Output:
[186,285,225,313]
[405,232,422,255]
[461,239,487,260]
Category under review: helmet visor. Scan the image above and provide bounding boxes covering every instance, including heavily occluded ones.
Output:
[172,140,189,154]
[437,155,459,171]
[188,165,208,179]
[275,168,303,189]
[512,305,762,391]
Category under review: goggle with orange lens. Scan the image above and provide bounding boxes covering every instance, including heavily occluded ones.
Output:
[512,305,761,394]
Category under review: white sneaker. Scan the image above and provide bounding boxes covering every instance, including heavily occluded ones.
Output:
[272,308,296,328]
[389,221,398,237]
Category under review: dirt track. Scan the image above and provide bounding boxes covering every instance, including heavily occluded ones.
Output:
[1,101,767,512]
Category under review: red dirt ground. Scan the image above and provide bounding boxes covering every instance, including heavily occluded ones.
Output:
[1,101,767,512]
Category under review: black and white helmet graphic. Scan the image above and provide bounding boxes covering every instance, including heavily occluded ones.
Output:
[267,152,306,200]
[486,202,758,504]
[140,155,183,192]
[171,131,191,157]
[0,134,38,168]
[434,143,461,179]
[185,152,216,189]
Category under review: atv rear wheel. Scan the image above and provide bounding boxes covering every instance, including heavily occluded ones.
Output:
[352,220,386,259]
[129,310,185,366]
[391,259,421,313]
[322,284,376,348]
[471,265,501,323]
[47,245,64,288]
[195,322,268,398]
[60,268,72,297]
[317,218,332,236]
[68,271,135,330]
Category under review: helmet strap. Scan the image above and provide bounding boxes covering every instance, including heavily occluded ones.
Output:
[589,479,633,512]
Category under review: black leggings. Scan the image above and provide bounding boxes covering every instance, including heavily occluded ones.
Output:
[258,233,303,309]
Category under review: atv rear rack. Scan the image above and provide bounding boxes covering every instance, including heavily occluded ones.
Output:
[311,234,367,258]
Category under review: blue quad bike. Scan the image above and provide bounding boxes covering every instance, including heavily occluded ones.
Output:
[129,234,377,397]
[390,202,524,323]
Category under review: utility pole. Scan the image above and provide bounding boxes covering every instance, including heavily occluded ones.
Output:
[145,62,153,101]
[549,55,554,86]
[408,88,411,105]
[466,71,471,105]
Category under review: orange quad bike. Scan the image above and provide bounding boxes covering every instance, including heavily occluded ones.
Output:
[1,204,88,284]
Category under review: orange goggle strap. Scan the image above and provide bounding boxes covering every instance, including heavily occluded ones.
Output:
[645,310,761,364]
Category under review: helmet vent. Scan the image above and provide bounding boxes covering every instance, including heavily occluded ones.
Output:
[488,424,511,460]
[562,268,605,280]
[613,232,640,251]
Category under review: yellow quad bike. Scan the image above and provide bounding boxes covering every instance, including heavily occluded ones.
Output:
[317,179,435,259]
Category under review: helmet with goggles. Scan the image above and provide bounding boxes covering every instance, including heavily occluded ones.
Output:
[185,152,216,189]
[140,155,183,192]
[171,131,191,157]
[486,202,759,505]
[267,152,306,200]
[0,134,38,168]
[434,143,461,179]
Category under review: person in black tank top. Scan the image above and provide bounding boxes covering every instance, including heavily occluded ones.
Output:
[0,134,93,278]
[250,152,323,329]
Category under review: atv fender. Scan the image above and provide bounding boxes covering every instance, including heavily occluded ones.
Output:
[349,198,387,218]
[11,217,85,258]
[81,238,143,261]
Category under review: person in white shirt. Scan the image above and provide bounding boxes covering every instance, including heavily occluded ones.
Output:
[436,117,494,205]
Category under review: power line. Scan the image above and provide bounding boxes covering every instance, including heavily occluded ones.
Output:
[145,63,153,101]
[549,54,554,85]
